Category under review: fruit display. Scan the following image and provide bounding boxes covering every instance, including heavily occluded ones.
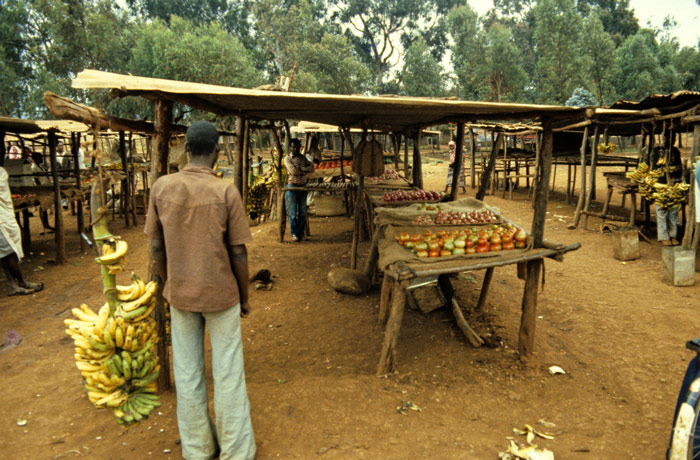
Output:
[412,209,498,225]
[382,189,442,203]
[394,224,528,257]
[597,142,617,154]
[650,182,690,209]
[626,162,688,208]
[246,173,275,219]
[317,160,351,169]
[64,239,161,426]
[366,168,401,182]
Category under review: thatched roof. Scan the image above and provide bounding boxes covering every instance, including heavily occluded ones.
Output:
[72,70,587,132]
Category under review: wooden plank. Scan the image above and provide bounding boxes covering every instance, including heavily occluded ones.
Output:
[518,259,542,355]
[376,282,406,376]
[450,123,465,201]
[476,132,504,201]
[48,131,66,265]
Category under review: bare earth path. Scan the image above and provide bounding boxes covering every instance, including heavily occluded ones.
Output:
[0,161,698,459]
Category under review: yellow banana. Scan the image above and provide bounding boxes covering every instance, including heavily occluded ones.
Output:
[120,281,157,312]
[71,308,99,323]
[115,325,124,348]
[96,240,127,265]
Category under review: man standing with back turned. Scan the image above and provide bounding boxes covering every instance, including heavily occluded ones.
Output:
[146,121,256,460]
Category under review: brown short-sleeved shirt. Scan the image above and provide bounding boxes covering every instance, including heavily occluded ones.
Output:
[145,164,252,312]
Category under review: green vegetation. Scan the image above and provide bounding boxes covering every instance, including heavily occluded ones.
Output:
[2,0,699,119]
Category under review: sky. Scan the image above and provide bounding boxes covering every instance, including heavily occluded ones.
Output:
[469,0,700,48]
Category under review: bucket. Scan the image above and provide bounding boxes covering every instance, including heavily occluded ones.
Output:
[612,226,640,261]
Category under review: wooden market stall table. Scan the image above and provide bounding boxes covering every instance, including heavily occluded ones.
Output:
[284,181,357,218]
[368,198,582,375]
[11,185,85,253]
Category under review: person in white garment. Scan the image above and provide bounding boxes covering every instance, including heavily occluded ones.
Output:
[0,166,43,295]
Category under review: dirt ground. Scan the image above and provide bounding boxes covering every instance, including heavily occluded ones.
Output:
[1,159,699,460]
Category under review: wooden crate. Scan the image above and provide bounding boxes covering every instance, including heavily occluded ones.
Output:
[312,193,345,216]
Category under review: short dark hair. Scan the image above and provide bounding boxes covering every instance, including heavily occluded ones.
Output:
[186,121,219,156]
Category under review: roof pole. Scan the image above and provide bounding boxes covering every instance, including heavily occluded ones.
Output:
[571,126,589,228]
[476,132,503,201]
[412,131,423,189]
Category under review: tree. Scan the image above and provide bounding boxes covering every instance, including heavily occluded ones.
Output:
[0,0,30,116]
[576,0,639,46]
[582,10,617,104]
[483,22,528,102]
[292,33,373,94]
[448,4,483,100]
[614,29,679,101]
[329,0,459,89]
[532,0,585,104]
[565,87,597,106]
[401,37,444,97]
[675,44,700,91]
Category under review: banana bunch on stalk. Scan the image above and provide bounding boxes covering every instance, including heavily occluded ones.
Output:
[626,162,663,200]
[246,174,274,219]
[651,182,690,209]
[64,240,161,426]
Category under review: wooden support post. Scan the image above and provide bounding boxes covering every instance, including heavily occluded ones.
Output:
[518,259,542,356]
[118,131,130,228]
[21,210,30,254]
[350,177,364,269]
[376,281,406,376]
[476,132,504,201]
[572,126,589,228]
[450,123,465,201]
[149,99,173,392]
[412,132,423,189]
[378,275,394,326]
[271,127,286,241]
[469,128,476,188]
[234,117,245,194]
[531,118,554,248]
[475,267,494,310]
[338,128,345,181]
[241,119,250,210]
[364,227,380,281]
[48,131,66,265]
[582,125,600,229]
[71,132,87,253]
[0,131,5,167]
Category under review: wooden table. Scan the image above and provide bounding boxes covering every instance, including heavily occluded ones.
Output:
[372,224,581,375]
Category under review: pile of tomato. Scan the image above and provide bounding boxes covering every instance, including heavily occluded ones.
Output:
[317,160,352,170]
[394,224,528,258]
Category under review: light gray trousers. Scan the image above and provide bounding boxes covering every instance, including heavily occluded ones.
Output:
[171,304,256,460]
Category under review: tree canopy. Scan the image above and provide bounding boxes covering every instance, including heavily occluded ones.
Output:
[2,0,699,119]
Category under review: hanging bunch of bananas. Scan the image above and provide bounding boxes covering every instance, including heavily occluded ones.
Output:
[64,240,161,426]
[598,142,617,154]
[626,162,664,200]
[163,299,171,346]
[651,182,690,209]
[246,173,276,219]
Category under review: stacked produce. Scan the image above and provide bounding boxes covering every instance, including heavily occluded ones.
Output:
[395,224,528,257]
[412,209,498,225]
[651,182,690,209]
[382,189,442,203]
[627,162,687,208]
[597,142,617,154]
[247,174,275,219]
[317,160,351,169]
[366,168,401,182]
[65,240,161,426]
